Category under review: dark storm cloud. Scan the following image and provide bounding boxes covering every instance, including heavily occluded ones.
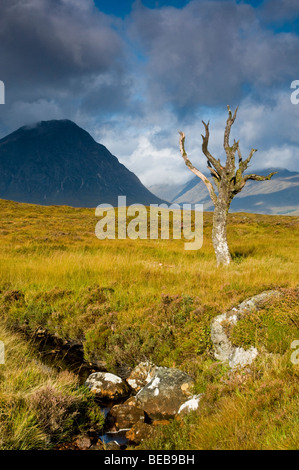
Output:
[0,0,298,182]
[0,0,123,85]
[80,72,134,114]
[1,0,298,130]
[129,0,299,114]
[0,0,130,131]
[261,0,299,22]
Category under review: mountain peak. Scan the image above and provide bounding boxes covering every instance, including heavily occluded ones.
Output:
[0,120,163,207]
[8,119,80,134]
[23,118,75,129]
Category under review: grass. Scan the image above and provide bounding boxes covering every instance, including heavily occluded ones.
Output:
[230,289,299,354]
[0,198,298,449]
[139,353,299,450]
[0,320,104,449]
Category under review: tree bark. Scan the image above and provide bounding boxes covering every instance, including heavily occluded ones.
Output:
[212,197,231,266]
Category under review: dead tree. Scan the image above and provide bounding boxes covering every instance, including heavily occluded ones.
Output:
[179,105,276,266]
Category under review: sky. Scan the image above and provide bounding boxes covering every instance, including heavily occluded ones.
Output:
[0,0,299,186]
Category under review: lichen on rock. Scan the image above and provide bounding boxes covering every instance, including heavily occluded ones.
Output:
[135,367,194,420]
[211,290,282,368]
[85,372,130,401]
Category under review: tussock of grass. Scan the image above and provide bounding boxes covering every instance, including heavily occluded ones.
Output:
[0,321,104,449]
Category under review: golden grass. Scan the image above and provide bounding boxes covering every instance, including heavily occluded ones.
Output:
[0,198,298,449]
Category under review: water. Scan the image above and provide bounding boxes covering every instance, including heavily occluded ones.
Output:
[99,430,129,447]
[99,404,130,448]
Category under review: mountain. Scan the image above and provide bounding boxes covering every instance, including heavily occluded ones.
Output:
[149,168,299,215]
[0,119,164,208]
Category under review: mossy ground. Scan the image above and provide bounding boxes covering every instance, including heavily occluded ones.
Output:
[0,198,298,449]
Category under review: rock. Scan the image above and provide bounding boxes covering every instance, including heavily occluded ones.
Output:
[177,394,202,416]
[104,441,121,450]
[85,372,130,401]
[89,441,104,450]
[74,434,93,450]
[124,396,138,406]
[126,422,154,445]
[107,399,145,430]
[211,290,281,368]
[135,367,194,420]
[126,361,157,392]
[228,346,258,369]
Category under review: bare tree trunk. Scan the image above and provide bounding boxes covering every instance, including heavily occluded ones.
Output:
[212,198,231,266]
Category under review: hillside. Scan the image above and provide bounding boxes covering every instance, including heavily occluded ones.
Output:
[0,120,163,207]
[149,168,299,215]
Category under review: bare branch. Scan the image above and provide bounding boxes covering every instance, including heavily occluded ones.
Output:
[239,148,258,173]
[224,105,238,151]
[244,171,277,182]
[201,120,223,174]
[236,141,243,163]
[232,139,239,154]
[207,160,220,181]
[179,131,218,205]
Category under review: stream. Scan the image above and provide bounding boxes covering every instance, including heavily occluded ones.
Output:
[97,403,130,448]
[17,324,133,448]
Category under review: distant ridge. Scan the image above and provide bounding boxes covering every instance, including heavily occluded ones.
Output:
[149,168,299,215]
[0,119,164,208]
